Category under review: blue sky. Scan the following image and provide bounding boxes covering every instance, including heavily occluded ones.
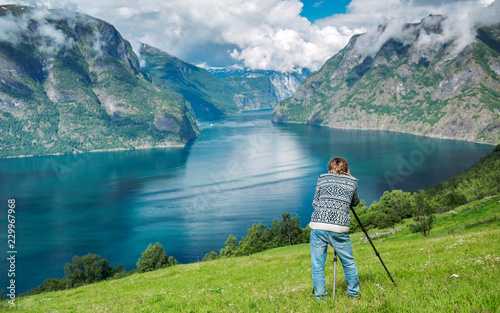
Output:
[300,0,351,22]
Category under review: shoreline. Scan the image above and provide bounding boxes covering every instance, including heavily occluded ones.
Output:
[2,118,497,159]
[0,110,276,160]
[273,120,498,147]
[1,143,186,160]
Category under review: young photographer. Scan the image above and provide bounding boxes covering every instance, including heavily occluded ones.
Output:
[309,157,361,301]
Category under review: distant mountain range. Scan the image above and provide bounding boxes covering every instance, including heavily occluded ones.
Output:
[273,15,500,144]
[0,5,199,158]
[140,44,280,119]
[205,67,311,102]
[2,5,498,159]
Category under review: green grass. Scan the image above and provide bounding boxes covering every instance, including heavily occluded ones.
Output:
[2,197,499,312]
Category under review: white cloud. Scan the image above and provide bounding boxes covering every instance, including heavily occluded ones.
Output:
[0,0,498,72]
[37,20,71,54]
[0,6,74,54]
[0,0,363,72]
[318,0,500,57]
[0,13,26,45]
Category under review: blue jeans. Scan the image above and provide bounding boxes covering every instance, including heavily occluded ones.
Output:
[310,229,360,300]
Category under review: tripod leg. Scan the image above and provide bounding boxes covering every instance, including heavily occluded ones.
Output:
[351,207,397,287]
[333,250,337,301]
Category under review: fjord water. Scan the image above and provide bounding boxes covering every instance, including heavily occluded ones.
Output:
[0,110,494,293]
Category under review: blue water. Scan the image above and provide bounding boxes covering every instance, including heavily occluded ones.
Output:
[0,109,494,293]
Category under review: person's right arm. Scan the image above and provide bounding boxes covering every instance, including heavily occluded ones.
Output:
[351,188,360,208]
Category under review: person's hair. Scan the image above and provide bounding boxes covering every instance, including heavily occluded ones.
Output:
[328,157,350,175]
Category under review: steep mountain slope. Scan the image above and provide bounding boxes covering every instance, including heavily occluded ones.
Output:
[273,15,500,144]
[0,5,199,158]
[140,44,278,119]
[207,66,311,101]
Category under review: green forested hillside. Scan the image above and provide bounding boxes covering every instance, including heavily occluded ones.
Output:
[424,144,500,202]
[0,5,199,158]
[140,44,278,119]
[350,144,499,232]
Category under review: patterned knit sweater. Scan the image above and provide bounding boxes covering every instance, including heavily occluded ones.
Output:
[309,173,360,233]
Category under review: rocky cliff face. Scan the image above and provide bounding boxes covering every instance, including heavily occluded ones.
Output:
[263,70,310,101]
[140,44,278,120]
[0,5,199,158]
[273,15,500,144]
[220,75,278,111]
[207,67,310,102]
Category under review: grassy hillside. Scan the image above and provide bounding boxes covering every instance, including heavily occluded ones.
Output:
[2,196,498,312]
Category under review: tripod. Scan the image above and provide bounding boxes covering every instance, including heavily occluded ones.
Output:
[330,208,397,300]
[332,250,338,300]
[314,207,397,300]
[350,206,397,287]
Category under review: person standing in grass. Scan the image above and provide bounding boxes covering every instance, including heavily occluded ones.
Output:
[309,157,361,301]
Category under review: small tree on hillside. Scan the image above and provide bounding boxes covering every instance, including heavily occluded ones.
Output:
[387,190,415,219]
[280,212,306,246]
[64,253,115,288]
[440,191,468,211]
[262,217,281,248]
[202,251,219,261]
[236,222,266,256]
[369,199,401,229]
[137,242,177,273]
[410,191,435,237]
[219,235,237,257]
[42,278,68,292]
[369,190,415,229]
[349,200,368,233]
[111,264,128,279]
